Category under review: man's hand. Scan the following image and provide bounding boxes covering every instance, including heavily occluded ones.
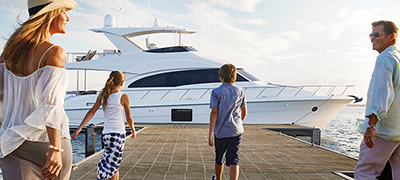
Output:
[364,127,376,148]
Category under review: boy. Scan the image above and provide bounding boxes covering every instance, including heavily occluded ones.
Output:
[208,64,247,180]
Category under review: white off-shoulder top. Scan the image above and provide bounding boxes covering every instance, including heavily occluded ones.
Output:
[0,60,70,158]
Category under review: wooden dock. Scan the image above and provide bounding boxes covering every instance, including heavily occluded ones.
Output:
[70,124,357,180]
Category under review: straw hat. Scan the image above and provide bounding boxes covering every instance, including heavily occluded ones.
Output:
[28,0,78,20]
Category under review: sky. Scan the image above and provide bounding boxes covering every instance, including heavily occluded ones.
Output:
[1,0,400,101]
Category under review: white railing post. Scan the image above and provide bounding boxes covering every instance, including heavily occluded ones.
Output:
[256,87,267,98]
[312,86,321,96]
[141,90,151,100]
[293,87,304,97]
[327,86,336,96]
[160,90,171,100]
[179,89,190,100]
[275,87,286,98]
[341,86,349,96]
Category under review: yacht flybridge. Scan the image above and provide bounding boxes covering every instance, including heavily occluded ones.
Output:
[64,15,357,128]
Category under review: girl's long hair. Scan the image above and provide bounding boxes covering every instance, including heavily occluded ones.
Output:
[2,9,63,75]
[99,71,125,108]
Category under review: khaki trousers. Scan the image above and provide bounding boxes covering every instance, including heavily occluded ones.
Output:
[354,136,400,180]
[0,138,72,180]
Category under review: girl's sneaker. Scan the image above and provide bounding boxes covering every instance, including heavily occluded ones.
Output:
[211,175,216,180]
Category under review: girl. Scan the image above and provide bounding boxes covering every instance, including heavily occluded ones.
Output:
[72,71,136,180]
[0,0,77,179]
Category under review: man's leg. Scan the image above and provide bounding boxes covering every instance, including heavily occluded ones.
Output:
[355,137,399,180]
[389,143,400,179]
[215,163,224,180]
[229,165,239,180]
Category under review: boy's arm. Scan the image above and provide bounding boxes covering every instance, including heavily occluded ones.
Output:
[241,107,247,120]
[208,108,218,146]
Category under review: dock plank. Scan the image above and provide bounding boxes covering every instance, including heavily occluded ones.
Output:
[71,125,357,179]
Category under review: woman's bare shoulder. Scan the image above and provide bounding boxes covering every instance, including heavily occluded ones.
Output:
[44,45,66,68]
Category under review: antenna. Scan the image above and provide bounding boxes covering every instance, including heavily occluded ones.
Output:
[119,7,122,26]
[147,0,150,26]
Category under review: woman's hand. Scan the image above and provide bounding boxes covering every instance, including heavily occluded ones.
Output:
[71,129,81,140]
[41,150,63,180]
[131,130,136,139]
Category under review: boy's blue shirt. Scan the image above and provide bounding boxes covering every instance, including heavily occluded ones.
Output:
[210,83,246,138]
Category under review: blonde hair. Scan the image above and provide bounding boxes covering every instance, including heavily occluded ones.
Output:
[99,71,126,108]
[219,64,237,83]
[2,9,63,75]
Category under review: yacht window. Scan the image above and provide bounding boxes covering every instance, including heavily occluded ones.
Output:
[128,69,248,88]
[238,70,260,81]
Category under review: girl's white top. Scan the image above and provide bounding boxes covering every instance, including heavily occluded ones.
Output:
[102,92,126,134]
[0,62,70,158]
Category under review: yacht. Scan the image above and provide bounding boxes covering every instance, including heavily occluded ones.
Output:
[64,15,358,128]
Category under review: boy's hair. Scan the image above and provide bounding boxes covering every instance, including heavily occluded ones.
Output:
[218,64,237,83]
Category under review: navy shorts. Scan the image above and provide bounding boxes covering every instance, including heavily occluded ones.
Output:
[214,135,242,166]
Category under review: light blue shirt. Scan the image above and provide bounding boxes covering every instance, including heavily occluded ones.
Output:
[362,45,400,142]
[210,83,246,138]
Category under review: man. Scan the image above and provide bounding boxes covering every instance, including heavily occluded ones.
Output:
[355,20,400,179]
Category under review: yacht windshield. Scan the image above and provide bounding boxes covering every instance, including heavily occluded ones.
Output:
[128,69,248,88]
[238,70,260,81]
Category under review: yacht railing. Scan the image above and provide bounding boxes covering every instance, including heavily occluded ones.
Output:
[66,51,120,63]
[116,84,354,101]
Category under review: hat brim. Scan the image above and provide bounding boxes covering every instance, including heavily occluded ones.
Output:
[29,0,78,20]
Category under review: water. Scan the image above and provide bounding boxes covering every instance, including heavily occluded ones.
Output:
[69,106,365,164]
[71,133,103,164]
[321,105,364,159]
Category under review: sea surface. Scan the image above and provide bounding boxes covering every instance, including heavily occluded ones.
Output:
[70,105,365,164]
[321,105,364,159]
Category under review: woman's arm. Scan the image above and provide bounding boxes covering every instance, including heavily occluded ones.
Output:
[121,94,136,138]
[39,45,67,180]
[41,127,63,180]
[71,95,101,140]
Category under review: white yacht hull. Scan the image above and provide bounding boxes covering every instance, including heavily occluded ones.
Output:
[65,94,353,128]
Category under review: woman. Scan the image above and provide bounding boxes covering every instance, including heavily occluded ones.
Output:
[72,71,136,180]
[0,0,77,179]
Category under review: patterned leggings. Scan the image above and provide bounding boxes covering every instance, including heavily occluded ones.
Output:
[97,133,126,180]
